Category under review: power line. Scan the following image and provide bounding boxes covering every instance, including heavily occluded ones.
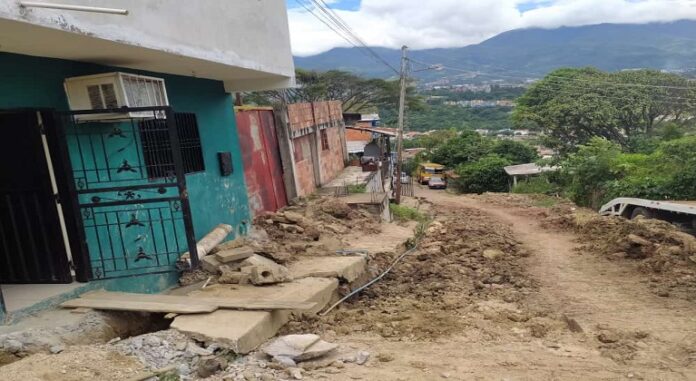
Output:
[295,0,399,75]
[311,0,400,75]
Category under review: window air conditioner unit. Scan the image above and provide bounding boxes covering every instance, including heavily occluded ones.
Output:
[64,72,169,122]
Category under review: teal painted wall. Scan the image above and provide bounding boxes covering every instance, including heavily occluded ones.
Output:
[0,52,250,287]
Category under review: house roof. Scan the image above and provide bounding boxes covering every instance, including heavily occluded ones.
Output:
[504,163,558,176]
[345,126,397,137]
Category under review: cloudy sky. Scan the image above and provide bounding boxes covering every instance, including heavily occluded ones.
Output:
[287,0,696,56]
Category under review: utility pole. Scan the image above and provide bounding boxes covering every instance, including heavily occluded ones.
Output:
[394,45,408,204]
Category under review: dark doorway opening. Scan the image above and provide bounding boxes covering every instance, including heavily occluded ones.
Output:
[0,110,75,284]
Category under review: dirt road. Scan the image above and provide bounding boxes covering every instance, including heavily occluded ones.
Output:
[319,189,696,381]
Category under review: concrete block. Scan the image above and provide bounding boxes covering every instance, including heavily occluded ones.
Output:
[215,246,255,264]
[171,277,338,354]
[200,255,223,274]
[288,256,367,283]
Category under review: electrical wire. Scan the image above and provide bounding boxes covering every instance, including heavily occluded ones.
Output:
[295,0,399,75]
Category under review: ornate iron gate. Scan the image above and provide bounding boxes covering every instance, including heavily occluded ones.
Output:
[60,107,199,280]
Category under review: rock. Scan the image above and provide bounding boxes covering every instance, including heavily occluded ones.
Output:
[283,212,306,224]
[144,335,162,347]
[627,234,651,246]
[441,372,451,379]
[325,224,348,234]
[241,255,292,285]
[281,223,305,234]
[597,332,620,344]
[186,342,213,357]
[242,370,257,381]
[563,315,584,333]
[377,353,394,362]
[287,367,303,380]
[49,344,65,354]
[216,246,255,264]
[321,199,352,219]
[273,355,298,368]
[295,340,338,362]
[200,255,223,274]
[212,238,249,253]
[263,334,319,358]
[219,267,251,285]
[482,249,504,260]
[3,339,23,353]
[198,356,228,378]
[263,334,337,362]
[355,351,370,365]
[259,375,274,381]
[484,275,505,284]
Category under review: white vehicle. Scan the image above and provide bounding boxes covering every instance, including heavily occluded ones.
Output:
[599,198,696,229]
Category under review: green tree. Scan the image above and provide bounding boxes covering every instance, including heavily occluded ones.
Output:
[245,69,424,113]
[513,68,696,153]
[492,140,539,164]
[452,155,512,194]
[429,130,495,167]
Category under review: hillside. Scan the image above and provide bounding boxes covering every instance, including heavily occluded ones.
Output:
[294,20,696,80]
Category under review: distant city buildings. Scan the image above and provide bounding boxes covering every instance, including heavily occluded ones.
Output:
[443,99,516,108]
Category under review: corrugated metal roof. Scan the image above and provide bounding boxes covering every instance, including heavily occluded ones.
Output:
[504,163,559,176]
[347,141,368,154]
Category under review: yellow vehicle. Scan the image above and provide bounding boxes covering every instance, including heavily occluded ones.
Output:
[416,163,446,185]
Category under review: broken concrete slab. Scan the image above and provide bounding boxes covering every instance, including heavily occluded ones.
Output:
[215,246,255,264]
[200,255,223,274]
[262,334,338,362]
[241,255,292,285]
[171,277,338,354]
[288,256,367,283]
[262,334,321,359]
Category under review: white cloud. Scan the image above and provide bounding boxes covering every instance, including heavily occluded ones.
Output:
[289,0,696,56]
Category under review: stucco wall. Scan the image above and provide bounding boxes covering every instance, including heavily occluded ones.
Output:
[0,52,250,284]
[0,0,294,90]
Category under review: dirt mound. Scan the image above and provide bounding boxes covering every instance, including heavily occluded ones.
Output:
[544,210,696,301]
[284,205,541,341]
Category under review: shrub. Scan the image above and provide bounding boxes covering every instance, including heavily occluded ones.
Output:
[390,204,428,222]
[346,184,366,194]
[452,155,511,194]
[512,175,559,195]
[492,139,539,164]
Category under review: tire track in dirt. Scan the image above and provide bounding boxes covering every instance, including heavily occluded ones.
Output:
[431,190,696,373]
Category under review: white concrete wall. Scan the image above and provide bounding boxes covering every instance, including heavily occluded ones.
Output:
[0,0,295,90]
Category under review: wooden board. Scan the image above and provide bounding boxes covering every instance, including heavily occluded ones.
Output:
[60,298,218,314]
[74,291,317,311]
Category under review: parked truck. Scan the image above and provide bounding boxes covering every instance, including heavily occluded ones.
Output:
[599,198,696,229]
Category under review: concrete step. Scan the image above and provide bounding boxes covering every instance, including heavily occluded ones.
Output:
[171,277,338,354]
[287,256,367,283]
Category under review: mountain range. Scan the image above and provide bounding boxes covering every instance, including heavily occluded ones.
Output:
[293,20,696,82]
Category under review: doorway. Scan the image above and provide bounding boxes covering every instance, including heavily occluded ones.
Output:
[0,110,74,284]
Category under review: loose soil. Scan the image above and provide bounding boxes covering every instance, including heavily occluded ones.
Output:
[4,190,696,380]
[297,189,696,380]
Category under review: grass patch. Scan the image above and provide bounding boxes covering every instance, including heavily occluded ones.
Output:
[533,197,559,208]
[347,184,367,194]
[390,203,428,223]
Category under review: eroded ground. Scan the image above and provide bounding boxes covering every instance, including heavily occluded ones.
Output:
[3,190,696,380]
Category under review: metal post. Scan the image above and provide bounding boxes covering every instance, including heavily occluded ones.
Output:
[165,108,199,269]
[0,284,6,321]
[394,46,408,204]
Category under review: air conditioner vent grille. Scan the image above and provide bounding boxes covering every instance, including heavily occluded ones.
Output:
[87,85,104,109]
[101,84,118,108]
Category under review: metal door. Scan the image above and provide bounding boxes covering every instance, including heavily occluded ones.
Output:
[237,109,287,215]
[0,111,72,283]
[61,107,199,280]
